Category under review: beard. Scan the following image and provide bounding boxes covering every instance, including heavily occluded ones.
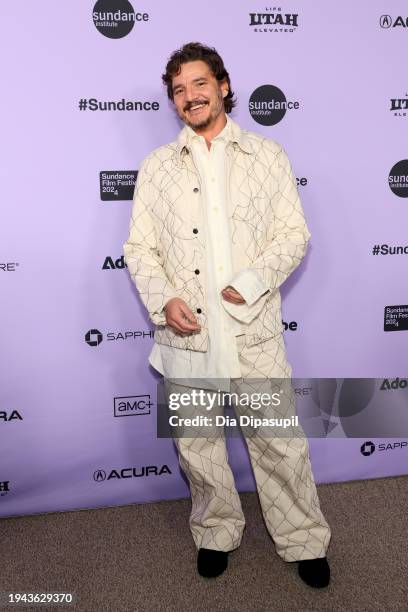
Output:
[180,89,224,130]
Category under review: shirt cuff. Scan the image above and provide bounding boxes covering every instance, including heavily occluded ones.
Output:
[227,268,269,306]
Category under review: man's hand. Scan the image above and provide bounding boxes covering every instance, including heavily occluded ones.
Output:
[164,297,201,335]
[221,286,246,304]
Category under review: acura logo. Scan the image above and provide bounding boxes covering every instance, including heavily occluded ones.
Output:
[379,14,392,28]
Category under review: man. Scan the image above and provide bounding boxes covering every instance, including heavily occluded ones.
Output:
[123,42,332,588]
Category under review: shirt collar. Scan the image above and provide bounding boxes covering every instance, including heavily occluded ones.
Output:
[175,115,253,158]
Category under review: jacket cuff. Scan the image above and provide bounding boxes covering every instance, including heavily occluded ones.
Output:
[228,268,269,306]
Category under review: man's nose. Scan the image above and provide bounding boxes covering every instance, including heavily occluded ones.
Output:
[184,84,195,102]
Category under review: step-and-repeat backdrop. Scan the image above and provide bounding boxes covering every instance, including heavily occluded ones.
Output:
[1,1,407,518]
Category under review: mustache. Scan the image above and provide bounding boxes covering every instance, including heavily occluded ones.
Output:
[183,99,209,112]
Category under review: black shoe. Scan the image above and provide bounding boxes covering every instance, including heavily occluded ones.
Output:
[197,548,229,578]
[297,556,330,588]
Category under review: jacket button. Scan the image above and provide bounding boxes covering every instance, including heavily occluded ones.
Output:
[193,187,199,193]
[193,228,198,234]
[196,308,202,314]
[194,269,200,274]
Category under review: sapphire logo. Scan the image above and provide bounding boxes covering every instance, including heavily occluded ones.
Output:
[85,328,153,346]
[360,441,375,456]
[85,329,103,346]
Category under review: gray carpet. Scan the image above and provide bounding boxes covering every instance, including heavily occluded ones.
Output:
[1,475,408,611]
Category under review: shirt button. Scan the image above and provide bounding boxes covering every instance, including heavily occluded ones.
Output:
[193,187,199,193]
[196,307,202,314]
[194,269,200,274]
[193,228,198,234]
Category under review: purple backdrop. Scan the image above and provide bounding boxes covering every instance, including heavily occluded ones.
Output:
[1,1,407,518]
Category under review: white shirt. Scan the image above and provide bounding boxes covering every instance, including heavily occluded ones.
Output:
[148,117,269,390]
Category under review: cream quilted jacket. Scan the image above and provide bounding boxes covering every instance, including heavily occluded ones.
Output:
[123,118,311,352]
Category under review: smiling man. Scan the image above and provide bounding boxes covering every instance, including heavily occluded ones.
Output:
[123,42,332,588]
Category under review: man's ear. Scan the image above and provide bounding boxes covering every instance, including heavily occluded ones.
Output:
[220,78,229,97]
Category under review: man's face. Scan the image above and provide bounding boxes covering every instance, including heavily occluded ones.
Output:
[171,60,227,130]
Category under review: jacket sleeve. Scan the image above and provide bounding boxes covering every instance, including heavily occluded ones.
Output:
[221,268,270,324]
[245,146,311,292]
[123,156,180,326]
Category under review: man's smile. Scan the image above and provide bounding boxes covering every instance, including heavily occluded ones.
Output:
[185,101,208,115]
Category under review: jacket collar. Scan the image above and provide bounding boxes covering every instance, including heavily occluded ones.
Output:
[175,116,253,158]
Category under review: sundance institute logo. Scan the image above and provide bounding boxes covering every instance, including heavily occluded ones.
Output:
[388,160,408,197]
[249,85,299,126]
[93,0,148,39]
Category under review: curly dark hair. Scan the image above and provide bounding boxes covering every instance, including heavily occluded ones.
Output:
[162,42,237,113]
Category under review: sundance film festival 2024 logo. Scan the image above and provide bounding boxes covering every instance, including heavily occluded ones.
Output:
[100,171,138,200]
[249,8,299,33]
[249,85,300,126]
[384,305,408,332]
[92,0,148,38]
[388,160,408,197]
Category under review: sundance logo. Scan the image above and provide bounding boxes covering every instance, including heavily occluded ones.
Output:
[388,160,408,197]
[249,84,300,126]
[93,465,171,481]
[93,0,148,39]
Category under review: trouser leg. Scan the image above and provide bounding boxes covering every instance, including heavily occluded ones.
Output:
[233,334,332,561]
[164,378,245,552]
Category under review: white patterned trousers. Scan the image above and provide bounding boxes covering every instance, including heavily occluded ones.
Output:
[163,333,331,562]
